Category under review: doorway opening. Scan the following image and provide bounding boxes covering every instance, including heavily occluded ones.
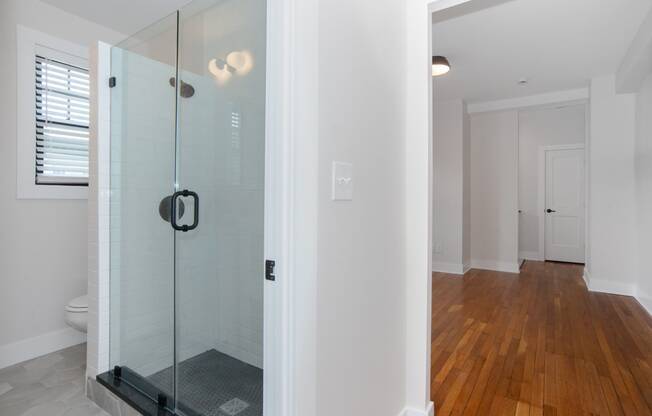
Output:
[534,143,586,264]
[518,107,587,266]
[430,1,594,276]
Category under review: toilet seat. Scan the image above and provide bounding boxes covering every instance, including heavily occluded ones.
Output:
[65,295,88,312]
[65,294,88,333]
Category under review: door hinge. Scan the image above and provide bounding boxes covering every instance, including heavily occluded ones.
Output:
[265,260,276,281]
[157,393,168,408]
[109,76,116,88]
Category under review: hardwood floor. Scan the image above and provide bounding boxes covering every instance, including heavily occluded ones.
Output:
[430,261,652,416]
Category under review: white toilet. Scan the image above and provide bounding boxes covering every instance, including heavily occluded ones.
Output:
[65,295,88,333]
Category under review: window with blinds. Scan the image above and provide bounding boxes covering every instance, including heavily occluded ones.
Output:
[35,54,89,185]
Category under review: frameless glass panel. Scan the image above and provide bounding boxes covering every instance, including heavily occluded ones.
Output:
[109,12,178,403]
[172,0,266,414]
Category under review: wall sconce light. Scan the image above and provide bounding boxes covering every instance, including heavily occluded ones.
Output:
[208,50,254,85]
[215,58,236,73]
[226,51,253,75]
[432,55,451,77]
[208,58,234,85]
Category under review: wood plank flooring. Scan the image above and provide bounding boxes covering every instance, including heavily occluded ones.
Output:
[430,261,652,416]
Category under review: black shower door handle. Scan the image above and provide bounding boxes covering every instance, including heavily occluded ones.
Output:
[171,189,199,232]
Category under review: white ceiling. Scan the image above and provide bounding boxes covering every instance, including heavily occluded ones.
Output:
[40,0,191,36]
[433,0,652,104]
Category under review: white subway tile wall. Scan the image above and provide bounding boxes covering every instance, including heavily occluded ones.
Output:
[175,68,264,368]
[108,48,176,379]
[87,42,111,380]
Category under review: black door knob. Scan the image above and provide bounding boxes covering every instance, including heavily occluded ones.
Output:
[546,209,556,213]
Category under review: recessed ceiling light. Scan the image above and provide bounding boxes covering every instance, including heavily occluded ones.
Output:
[518,78,529,86]
[432,56,451,77]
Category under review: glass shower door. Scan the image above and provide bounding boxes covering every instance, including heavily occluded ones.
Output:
[173,0,266,415]
[109,1,266,414]
[109,12,178,405]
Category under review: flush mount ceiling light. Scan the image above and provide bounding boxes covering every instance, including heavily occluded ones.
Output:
[432,55,451,77]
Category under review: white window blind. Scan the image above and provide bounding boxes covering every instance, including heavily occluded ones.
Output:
[35,53,89,185]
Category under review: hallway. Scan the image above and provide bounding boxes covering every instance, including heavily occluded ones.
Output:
[430,261,652,416]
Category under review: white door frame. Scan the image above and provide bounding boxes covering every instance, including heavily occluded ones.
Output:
[410,1,515,413]
[265,0,301,414]
[264,0,319,415]
[515,116,522,267]
[416,1,593,412]
[537,143,586,262]
[264,0,288,414]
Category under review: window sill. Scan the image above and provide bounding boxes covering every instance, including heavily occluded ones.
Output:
[17,183,88,200]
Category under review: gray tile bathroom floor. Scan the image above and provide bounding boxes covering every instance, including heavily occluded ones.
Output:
[0,344,109,416]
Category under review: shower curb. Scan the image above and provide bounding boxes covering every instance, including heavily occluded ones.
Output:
[89,372,175,416]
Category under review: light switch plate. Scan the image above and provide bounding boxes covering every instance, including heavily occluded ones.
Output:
[332,161,353,201]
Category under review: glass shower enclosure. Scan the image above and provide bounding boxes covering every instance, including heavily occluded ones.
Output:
[107,0,266,414]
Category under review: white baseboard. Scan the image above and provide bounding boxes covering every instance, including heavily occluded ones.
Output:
[519,251,542,261]
[583,269,651,317]
[0,327,86,370]
[636,293,652,316]
[582,267,591,287]
[432,261,466,275]
[463,263,471,274]
[470,259,520,274]
[587,278,637,297]
[399,402,434,416]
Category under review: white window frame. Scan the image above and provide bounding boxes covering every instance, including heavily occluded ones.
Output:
[16,25,89,199]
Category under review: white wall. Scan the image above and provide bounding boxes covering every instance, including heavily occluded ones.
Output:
[433,103,586,273]
[518,105,586,260]
[432,99,469,273]
[463,108,471,268]
[634,73,652,310]
[470,110,519,272]
[0,0,123,368]
[405,1,436,414]
[586,76,638,294]
[87,42,112,379]
[314,0,407,415]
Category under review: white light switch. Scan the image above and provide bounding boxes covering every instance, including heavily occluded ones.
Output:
[332,161,353,201]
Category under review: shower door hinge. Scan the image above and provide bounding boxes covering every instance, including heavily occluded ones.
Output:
[265,260,276,281]
[109,76,116,88]
[157,393,168,408]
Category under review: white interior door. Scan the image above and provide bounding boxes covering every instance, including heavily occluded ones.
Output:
[544,148,585,263]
